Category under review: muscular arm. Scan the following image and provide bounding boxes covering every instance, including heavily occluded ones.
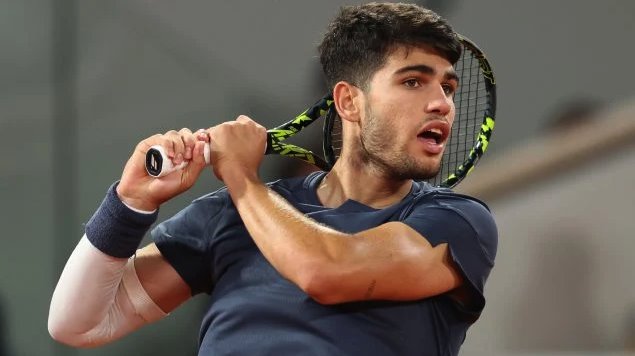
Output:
[224,172,463,305]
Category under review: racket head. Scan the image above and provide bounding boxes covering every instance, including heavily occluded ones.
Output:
[322,35,496,188]
[435,35,496,188]
[323,107,341,168]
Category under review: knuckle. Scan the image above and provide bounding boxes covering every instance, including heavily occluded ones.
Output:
[173,137,185,147]
[140,134,162,148]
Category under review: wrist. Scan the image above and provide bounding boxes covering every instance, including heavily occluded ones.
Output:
[85,182,159,258]
[222,167,261,197]
[116,182,159,212]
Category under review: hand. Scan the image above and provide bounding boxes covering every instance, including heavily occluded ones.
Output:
[116,128,210,211]
[204,115,267,183]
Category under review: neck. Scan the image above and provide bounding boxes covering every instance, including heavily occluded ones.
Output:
[316,159,413,209]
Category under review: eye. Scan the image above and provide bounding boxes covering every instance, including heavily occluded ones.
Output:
[442,83,456,96]
[403,78,421,88]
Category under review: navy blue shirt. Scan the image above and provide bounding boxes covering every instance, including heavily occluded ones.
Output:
[152,172,497,356]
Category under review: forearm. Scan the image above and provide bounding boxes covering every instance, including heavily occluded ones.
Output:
[224,172,348,286]
[48,184,166,347]
[49,236,127,333]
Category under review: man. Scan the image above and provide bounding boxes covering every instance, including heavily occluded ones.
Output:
[49,3,497,355]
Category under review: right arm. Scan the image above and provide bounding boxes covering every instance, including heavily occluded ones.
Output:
[48,128,209,348]
[48,238,190,348]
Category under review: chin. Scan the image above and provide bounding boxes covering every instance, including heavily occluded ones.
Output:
[413,169,441,181]
[393,162,441,181]
[416,161,443,180]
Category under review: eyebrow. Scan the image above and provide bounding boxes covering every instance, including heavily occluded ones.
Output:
[394,64,459,83]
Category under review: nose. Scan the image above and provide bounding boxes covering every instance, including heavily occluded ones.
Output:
[424,85,452,116]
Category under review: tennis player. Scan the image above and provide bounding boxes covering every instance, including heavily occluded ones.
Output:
[49,3,497,355]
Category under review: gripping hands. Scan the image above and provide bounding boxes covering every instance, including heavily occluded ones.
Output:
[145,143,211,178]
[117,117,267,211]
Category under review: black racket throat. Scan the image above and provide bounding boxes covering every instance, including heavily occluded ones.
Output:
[266,134,331,171]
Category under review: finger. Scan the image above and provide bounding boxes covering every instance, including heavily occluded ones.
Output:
[160,130,176,159]
[184,140,208,179]
[137,133,163,155]
[190,140,208,167]
[195,128,209,143]
[179,128,195,160]
[165,130,185,164]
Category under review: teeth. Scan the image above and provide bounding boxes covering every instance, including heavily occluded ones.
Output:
[429,128,442,135]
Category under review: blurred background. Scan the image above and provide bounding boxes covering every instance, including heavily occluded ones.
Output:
[1,0,634,355]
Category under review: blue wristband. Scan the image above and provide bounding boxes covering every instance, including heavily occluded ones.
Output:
[85,182,159,258]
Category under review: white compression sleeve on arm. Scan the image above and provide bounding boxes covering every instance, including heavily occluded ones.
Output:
[48,235,167,348]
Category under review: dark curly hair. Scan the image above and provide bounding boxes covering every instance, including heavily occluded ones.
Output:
[319,2,461,90]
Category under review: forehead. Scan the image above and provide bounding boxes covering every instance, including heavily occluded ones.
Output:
[379,45,454,75]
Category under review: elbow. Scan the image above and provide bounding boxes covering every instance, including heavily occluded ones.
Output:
[295,262,346,305]
[48,321,81,348]
[48,317,95,349]
[48,312,69,345]
[48,323,76,348]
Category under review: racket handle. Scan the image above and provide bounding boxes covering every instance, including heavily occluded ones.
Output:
[145,143,211,177]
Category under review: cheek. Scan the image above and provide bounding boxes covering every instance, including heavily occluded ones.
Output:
[367,98,417,140]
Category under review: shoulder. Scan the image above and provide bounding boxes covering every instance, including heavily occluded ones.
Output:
[186,171,322,212]
[432,191,493,229]
[406,183,498,260]
[410,182,494,225]
[411,181,489,208]
[405,184,498,317]
[266,171,325,202]
[156,187,232,231]
[187,171,322,210]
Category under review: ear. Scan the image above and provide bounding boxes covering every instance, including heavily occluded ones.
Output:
[333,81,363,123]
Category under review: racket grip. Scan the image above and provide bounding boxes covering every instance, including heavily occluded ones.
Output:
[145,143,211,177]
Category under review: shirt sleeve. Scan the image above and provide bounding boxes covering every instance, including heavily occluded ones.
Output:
[151,190,229,295]
[402,192,498,319]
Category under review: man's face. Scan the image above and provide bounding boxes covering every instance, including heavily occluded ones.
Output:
[357,45,457,180]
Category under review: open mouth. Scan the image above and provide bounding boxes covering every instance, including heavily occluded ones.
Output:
[418,127,444,144]
[417,121,450,145]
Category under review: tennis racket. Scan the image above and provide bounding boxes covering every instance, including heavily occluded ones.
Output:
[144,95,334,178]
[430,35,496,187]
[146,35,496,188]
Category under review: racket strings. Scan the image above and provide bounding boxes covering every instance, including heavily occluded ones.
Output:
[330,114,343,160]
[429,46,489,187]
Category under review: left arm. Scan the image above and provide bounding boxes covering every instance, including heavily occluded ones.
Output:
[205,116,464,305]
[225,171,463,305]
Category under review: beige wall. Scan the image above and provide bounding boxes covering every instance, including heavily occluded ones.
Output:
[460,101,635,354]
